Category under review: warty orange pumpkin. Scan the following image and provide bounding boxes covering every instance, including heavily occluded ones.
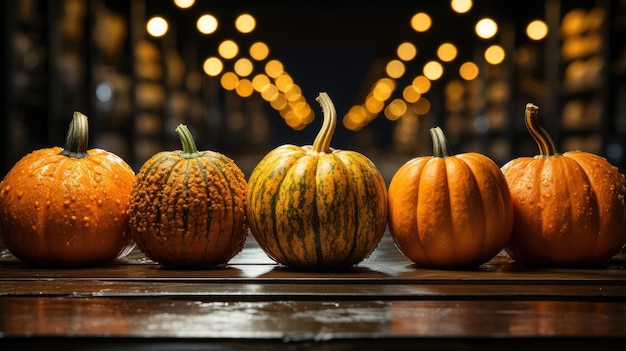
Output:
[501,103,626,266]
[0,112,135,267]
[388,126,513,268]
[128,124,247,268]
[246,92,388,270]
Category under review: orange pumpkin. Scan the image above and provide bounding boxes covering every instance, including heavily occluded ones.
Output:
[128,124,247,268]
[388,126,513,268]
[246,92,388,270]
[0,112,135,267]
[501,103,626,266]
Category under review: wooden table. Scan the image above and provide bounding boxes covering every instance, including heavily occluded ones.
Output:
[1,232,625,350]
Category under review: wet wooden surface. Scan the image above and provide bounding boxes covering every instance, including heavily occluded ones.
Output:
[1,232,626,350]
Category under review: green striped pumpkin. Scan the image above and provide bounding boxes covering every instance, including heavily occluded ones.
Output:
[246,92,388,270]
[128,124,247,268]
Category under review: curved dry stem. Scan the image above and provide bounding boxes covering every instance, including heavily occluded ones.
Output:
[525,103,558,157]
[312,92,337,154]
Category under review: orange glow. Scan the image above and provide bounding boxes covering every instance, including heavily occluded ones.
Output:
[411,12,432,32]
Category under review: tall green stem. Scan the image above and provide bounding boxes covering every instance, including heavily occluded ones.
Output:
[175,124,202,159]
[60,111,90,159]
[430,127,452,158]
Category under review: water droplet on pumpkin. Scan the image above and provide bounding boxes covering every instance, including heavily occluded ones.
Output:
[71,215,77,221]
[64,200,71,207]
[17,191,23,199]
[97,199,103,206]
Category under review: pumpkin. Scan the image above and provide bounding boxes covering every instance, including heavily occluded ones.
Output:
[128,124,247,268]
[501,103,626,266]
[0,112,135,267]
[246,92,388,270]
[388,126,513,268]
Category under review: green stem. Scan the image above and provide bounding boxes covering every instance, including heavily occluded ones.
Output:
[175,124,202,159]
[311,92,336,154]
[430,126,452,158]
[60,111,90,159]
[525,103,558,157]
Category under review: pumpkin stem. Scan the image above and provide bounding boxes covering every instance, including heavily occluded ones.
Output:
[175,124,202,159]
[430,126,452,158]
[525,103,558,157]
[60,111,90,159]
[311,92,336,154]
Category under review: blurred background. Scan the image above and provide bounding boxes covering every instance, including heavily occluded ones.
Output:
[2,0,626,183]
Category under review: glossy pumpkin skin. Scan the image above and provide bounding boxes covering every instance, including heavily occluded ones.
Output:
[128,124,247,268]
[501,104,626,266]
[0,112,135,267]
[246,92,388,270]
[388,127,513,268]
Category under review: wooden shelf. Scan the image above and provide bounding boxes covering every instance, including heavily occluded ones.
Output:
[1,233,625,350]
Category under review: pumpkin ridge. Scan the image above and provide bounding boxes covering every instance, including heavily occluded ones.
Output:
[333,154,360,265]
[564,155,601,261]
[268,165,293,265]
[420,158,450,266]
[339,152,384,264]
[194,157,214,263]
[311,157,324,268]
[460,154,505,261]
[200,154,244,264]
[180,160,191,254]
[446,157,473,264]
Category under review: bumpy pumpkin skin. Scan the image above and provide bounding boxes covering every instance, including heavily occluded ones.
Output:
[0,113,135,267]
[128,125,248,268]
[501,104,626,266]
[388,127,513,268]
[246,93,388,270]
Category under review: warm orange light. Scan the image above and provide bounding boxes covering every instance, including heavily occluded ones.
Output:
[235,13,256,34]
[437,43,457,62]
[250,42,269,60]
[220,72,239,90]
[235,79,254,97]
[203,56,223,76]
[265,59,284,78]
[197,14,218,34]
[412,75,431,93]
[485,45,505,64]
[423,61,444,80]
[234,58,253,77]
[411,12,432,32]
[451,0,472,13]
[475,18,498,39]
[174,0,195,9]
[218,40,239,59]
[527,20,548,40]
[147,17,168,37]
[459,62,479,80]
[386,60,406,79]
[397,42,417,61]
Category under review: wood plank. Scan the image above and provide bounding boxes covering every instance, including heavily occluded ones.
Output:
[1,280,625,299]
[1,234,625,283]
[1,296,625,339]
